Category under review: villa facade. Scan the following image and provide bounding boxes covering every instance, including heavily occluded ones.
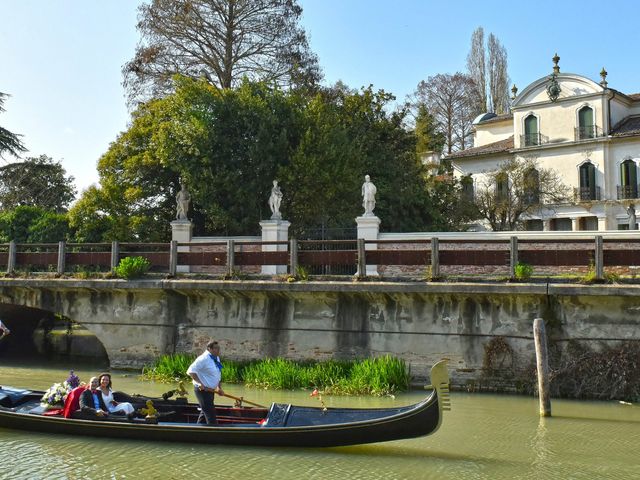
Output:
[447,56,640,231]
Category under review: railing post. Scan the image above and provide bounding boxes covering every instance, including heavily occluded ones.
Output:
[169,240,178,276]
[7,240,16,273]
[226,239,235,277]
[356,238,366,279]
[57,241,66,275]
[509,236,518,279]
[289,239,298,275]
[430,237,440,279]
[594,235,604,281]
[110,241,119,272]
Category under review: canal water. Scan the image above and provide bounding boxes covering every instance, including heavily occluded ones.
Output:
[0,362,638,480]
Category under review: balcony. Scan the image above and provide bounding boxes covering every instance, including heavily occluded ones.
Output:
[574,125,603,141]
[519,133,548,147]
[574,186,601,202]
[617,184,640,200]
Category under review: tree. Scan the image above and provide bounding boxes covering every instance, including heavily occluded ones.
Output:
[73,78,455,241]
[414,104,445,155]
[0,155,76,212]
[487,33,510,115]
[474,158,570,231]
[0,206,69,243]
[123,0,321,104]
[466,27,510,115]
[466,28,486,115]
[0,92,26,158]
[412,73,476,154]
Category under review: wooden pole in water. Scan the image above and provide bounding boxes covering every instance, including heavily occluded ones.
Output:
[533,318,551,417]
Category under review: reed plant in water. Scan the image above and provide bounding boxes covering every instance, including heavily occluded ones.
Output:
[143,354,409,395]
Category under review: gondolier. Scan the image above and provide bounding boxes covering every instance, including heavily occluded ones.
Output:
[187,340,225,425]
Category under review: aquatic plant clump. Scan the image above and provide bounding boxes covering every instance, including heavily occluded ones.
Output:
[143,354,410,396]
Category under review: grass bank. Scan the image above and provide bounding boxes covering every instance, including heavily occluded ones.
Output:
[142,354,410,396]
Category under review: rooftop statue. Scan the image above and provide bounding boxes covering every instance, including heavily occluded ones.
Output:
[361,174,377,216]
[176,183,191,220]
[269,180,283,220]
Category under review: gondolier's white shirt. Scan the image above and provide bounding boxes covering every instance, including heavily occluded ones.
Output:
[187,351,222,389]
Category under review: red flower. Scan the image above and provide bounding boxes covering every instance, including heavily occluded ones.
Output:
[310,388,319,397]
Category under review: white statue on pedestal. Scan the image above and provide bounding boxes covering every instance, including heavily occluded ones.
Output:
[269,180,283,220]
[361,174,377,216]
[176,183,191,220]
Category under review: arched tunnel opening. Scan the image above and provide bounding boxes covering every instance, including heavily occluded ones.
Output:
[0,303,109,368]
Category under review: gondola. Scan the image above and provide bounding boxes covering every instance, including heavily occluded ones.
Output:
[0,361,450,448]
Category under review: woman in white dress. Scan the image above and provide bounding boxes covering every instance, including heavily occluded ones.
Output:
[98,373,135,416]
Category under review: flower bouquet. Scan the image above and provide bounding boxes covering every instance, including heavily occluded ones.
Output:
[40,370,81,409]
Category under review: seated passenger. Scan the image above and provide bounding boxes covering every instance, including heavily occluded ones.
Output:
[63,384,88,418]
[98,373,135,417]
[75,376,110,420]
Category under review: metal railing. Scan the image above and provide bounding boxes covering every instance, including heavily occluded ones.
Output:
[574,125,603,141]
[520,133,548,147]
[617,184,640,200]
[574,186,601,202]
[3,236,640,280]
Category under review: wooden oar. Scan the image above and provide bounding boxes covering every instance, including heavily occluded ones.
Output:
[220,392,266,409]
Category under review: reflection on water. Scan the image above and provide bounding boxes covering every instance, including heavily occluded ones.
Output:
[1,362,638,480]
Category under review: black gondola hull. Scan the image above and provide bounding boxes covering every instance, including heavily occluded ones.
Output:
[0,391,441,447]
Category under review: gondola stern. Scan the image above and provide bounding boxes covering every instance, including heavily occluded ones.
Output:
[425,360,451,432]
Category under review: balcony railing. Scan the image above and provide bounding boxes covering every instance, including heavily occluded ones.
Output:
[574,125,603,141]
[617,184,640,200]
[574,186,601,202]
[520,133,548,147]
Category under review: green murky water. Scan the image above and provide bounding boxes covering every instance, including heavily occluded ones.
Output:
[0,363,638,480]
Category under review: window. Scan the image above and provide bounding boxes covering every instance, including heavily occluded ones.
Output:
[461,175,474,202]
[523,168,540,204]
[495,172,509,201]
[618,159,638,199]
[577,106,595,139]
[523,115,539,146]
[524,219,544,231]
[578,162,597,200]
[552,218,572,231]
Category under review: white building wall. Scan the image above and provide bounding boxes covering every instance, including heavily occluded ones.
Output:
[474,122,513,148]
[610,97,630,128]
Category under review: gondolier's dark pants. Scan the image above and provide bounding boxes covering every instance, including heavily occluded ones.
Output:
[193,387,217,425]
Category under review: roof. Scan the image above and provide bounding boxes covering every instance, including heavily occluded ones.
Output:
[627,93,640,101]
[611,115,640,138]
[445,136,514,159]
[477,113,513,125]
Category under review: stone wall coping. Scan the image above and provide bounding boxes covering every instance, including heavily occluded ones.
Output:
[379,231,640,241]
[190,236,261,243]
[2,278,640,296]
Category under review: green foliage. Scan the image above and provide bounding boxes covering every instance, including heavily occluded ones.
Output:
[415,104,445,155]
[143,354,409,395]
[514,262,533,280]
[115,256,151,279]
[0,92,26,157]
[74,78,466,241]
[0,206,69,243]
[581,264,619,284]
[0,155,76,212]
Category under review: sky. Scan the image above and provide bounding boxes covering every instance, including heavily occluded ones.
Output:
[1,0,639,196]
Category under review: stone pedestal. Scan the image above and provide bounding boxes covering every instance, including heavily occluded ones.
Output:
[356,215,380,276]
[260,220,290,275]
[171,220,193,273]
[597,216,608,231]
